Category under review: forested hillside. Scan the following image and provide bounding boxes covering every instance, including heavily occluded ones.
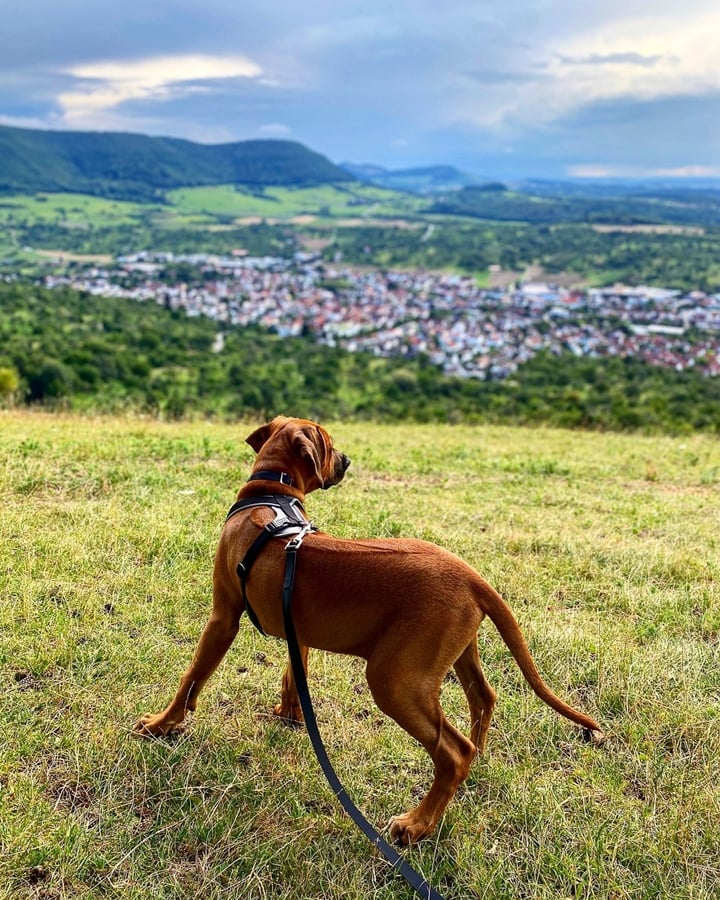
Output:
[1,283,718,431]
[0,125,350,201]
[318,220,720,291]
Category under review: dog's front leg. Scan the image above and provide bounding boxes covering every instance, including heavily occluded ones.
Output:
[273,645,309,723]
[134,586,241,736]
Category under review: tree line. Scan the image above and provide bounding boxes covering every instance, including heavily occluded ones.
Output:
[429,184,720,228]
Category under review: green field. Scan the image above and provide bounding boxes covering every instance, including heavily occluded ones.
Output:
[0,184,425,274]
[0,184,424,228]
[167,183,426,221]
[0,193,153,227]
[0,192,216,272]
[2,412,718,898]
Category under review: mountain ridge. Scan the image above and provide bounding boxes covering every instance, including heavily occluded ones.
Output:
[0,124,351,201]
[340,161,488,193]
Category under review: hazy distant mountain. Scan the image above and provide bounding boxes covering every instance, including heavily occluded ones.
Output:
[0,124,352,201]
[341,162,488,193]
[429,182,720,227]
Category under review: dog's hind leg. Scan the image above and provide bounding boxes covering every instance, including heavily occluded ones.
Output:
[366,655,476,845]
[453,639,496,754]
[134,582,241,736]
[273,645,309,723]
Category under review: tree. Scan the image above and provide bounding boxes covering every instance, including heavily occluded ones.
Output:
[0,366,20,404]
[26,359,75,402]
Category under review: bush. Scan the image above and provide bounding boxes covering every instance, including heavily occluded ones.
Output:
[0,365,20,397]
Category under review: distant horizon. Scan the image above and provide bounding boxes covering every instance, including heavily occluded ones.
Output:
[2,120,720,189]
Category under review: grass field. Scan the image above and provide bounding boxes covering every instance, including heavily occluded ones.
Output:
[0,194,153,228]
[167,183,425,221]
[0,185,425,229]
[1,412,718,899]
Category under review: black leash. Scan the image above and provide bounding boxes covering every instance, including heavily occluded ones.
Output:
[280,530,445,900]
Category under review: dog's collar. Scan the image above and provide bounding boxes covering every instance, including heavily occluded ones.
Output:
[247,470,294,487]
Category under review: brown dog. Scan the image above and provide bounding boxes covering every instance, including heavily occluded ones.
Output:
[135,416,602,844]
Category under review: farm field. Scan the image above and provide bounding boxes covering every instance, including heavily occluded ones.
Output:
[1,411,718,898]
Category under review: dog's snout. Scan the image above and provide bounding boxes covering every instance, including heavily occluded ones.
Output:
[341,454,351,471]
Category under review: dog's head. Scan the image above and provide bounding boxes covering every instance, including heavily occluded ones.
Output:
[246,416,350,493]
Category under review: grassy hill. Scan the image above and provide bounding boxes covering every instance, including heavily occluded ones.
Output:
[167,182,425,220]
[1,411,718,897]
[0,124,351,201]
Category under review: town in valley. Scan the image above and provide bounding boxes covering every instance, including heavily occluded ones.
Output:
[41,251,720,380]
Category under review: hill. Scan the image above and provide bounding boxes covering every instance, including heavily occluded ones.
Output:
[0,124,351,201]
[341,161,485,193]
[430,183,720,228]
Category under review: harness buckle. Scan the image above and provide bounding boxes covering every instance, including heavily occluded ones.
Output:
[265,514,292,534]
[285,522,315,552]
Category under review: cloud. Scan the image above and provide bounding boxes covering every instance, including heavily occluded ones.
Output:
[443,8,720,134]
[568,163,720,178]
[257,123,292,137]
[0,113,54,129]
[557,52,667,68]
[57,54,263,125]
[1,1,719,176]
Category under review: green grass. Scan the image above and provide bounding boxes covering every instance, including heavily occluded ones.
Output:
[0,193,152,227]
[0,185,425,229]
[0,192,221,238]
[167,183,426,221]
[1,412,719,898]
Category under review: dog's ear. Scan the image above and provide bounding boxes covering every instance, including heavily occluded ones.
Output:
[245,416,290,453]
[293,427,324,488]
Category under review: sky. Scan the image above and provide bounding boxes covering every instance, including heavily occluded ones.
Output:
[1,0,719,180]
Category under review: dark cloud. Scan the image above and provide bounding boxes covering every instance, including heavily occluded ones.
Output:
[546,92,720,168]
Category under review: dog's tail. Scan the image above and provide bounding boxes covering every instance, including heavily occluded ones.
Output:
[477,581,602,735]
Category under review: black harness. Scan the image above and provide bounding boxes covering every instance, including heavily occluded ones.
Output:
[226,490,316,636]
[225,477,445,900]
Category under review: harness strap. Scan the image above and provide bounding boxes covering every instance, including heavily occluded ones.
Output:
[226,493,307,525]
[228,494,314,637]
[281,536,445,900]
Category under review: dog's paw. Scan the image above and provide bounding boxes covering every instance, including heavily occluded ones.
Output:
[388,812,434,845]
[272,703,304,725]
[133,712,183,738]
